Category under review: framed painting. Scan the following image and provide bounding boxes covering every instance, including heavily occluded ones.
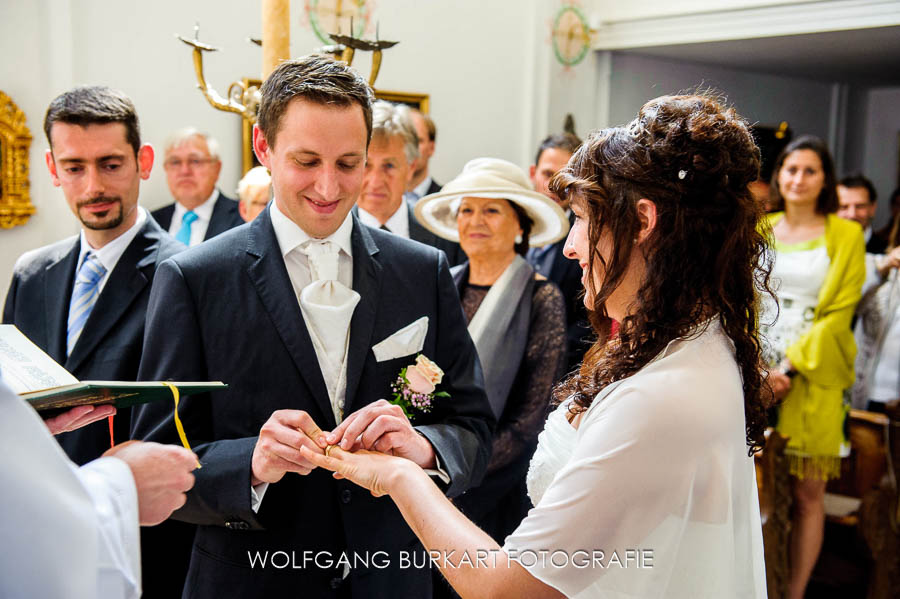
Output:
[0,90,33,228]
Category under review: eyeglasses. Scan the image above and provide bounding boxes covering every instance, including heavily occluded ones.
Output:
[164,157,216,170]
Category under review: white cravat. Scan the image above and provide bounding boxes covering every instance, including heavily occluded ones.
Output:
[297,240,360,425]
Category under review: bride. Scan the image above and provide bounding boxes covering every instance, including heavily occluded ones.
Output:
[303,94,771,598]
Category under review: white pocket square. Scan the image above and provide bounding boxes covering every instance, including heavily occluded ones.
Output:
[372,316,429,362]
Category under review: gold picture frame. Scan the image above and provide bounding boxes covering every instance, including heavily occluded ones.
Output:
[0,90,34,228]
[373,90,429,113]
[240,81,431,175]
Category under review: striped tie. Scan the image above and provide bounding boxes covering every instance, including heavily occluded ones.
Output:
[67,252,107,356]
[175,210,199,245]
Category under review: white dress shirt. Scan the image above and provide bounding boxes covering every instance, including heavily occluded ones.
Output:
[253,201,448,507]
[270,199,354,294]
[76,207,148,296]
[357,202,410,239]
[249,201,355,511]
[0,378,141,598]
[410,175,435,202]
[167,190,220,247]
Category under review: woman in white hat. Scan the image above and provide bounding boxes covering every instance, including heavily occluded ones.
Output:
[415,158,569,559]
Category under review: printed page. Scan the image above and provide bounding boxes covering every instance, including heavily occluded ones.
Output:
[0,325,78,394]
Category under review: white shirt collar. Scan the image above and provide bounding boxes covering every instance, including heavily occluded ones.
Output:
[412,175,434,199]
[171,189,219,224]
[356,202,409,238]
[864,225,872,243]
[269,199,354,259]
[77,206,148,275]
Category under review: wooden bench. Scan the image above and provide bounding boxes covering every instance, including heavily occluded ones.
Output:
[858,401,900,599]
[756,429,791,599]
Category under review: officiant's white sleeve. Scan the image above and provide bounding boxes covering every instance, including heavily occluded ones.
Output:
[0,380,141,599]
[502,330,767,599]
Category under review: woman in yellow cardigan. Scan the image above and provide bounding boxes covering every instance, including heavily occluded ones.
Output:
[762,135,865,599]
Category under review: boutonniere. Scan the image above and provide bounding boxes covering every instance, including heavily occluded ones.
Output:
[390,354,450,420]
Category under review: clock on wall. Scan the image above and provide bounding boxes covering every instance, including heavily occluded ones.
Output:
[305,0,370,45]
[552,4,592,67]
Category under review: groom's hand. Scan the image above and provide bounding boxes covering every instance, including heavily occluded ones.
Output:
[251,410,327,485]
[325,400,437,469]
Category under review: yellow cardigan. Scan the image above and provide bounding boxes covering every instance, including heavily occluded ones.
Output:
[766,212,866,479]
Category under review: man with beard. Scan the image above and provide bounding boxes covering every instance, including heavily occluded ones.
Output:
[4,86,190,599]
[3,85,185,465]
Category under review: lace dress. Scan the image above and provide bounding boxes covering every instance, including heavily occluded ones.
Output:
[453,278,566,540]
[504,320,767,599]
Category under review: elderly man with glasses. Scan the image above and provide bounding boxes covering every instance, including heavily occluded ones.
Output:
[152,128,244,246]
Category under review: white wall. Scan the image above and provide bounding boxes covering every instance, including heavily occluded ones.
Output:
[607,52,834,138]
[0,0,546,307]
[862,86,900,227]
[594,0,810,22]
[0,0,80,305]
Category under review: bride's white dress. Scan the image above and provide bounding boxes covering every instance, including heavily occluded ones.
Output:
[503,320,767,598]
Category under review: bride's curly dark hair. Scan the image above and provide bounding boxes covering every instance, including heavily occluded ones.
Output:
[551,93,772,454]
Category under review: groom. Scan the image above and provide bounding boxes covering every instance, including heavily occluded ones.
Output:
[132,55,493,598]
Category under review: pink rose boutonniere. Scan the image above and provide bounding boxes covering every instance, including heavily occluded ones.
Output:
[390,354,450,419]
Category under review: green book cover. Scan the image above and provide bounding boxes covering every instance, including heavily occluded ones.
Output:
[1,325,225,412]
[21,381,226,412]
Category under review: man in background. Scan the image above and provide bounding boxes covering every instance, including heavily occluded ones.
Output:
[526,133,587,371]
[152,128,243,245]
[838,174,883,253]
[357,101,462,264]
[406,109,441,202]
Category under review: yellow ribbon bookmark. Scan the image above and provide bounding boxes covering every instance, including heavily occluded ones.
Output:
[162,382,202,469]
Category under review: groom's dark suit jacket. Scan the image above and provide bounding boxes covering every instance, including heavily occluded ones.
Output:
[132,209,493,598]
[2,217,184,465]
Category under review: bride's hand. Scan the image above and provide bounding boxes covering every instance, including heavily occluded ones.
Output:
[299,444,412,497]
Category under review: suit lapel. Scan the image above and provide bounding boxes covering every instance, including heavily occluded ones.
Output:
[205,190,229,239]
[44,240,80,365]
[244,210,335,426]
[152,204,174,231]
[406,202,432,245]
[65,221,159,373]
[344,216,382,413]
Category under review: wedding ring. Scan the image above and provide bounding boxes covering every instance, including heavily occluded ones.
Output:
[325,444,337,457]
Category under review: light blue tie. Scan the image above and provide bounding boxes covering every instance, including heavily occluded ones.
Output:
[175,210,199,245]
[67,252,107,356]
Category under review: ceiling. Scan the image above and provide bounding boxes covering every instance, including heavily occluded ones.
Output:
[626,25,900,86]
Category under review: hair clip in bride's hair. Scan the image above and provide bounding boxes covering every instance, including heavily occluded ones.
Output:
[678,169,688,180]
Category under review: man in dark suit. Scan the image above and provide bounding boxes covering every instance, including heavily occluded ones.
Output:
[406,109,442,202]
[132,55,493,599]
[151,128,244,246]
[838,174,886,254]
[526,133,590,372]
[3,85,184,465]
[356,100,463,265]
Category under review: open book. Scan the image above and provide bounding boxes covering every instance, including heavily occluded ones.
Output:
[0,325,225,412]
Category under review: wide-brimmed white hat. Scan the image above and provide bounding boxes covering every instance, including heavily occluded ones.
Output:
[414,158,569,247]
